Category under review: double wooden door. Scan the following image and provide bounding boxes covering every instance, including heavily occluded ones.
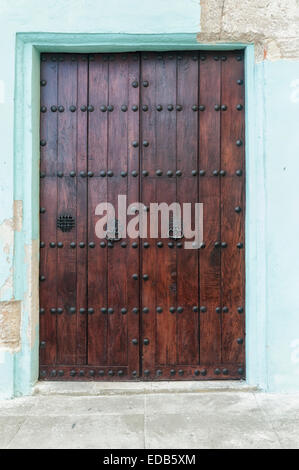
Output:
[39,51,245,381]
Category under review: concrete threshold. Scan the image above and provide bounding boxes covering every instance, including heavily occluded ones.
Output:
[33,380,258,397]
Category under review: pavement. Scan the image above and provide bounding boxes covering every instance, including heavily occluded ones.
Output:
[0,381,299,449]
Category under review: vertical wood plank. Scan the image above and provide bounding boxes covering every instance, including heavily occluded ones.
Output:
[221,52,245,366]
[199,53,222,365]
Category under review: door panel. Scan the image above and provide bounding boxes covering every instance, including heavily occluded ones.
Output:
[39,51,245,381]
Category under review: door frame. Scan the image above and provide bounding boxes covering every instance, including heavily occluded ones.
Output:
[13,33,266,395]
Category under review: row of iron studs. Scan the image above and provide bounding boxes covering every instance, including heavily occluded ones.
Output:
[41,54,243,62]
[40,102,243,112]
[39,306,244,315]
[40,367,244,378]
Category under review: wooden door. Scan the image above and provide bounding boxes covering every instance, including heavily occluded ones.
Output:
[39,51,245,381]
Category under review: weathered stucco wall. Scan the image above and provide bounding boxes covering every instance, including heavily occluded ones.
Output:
[199,0,299,61]
[0,0,299,397]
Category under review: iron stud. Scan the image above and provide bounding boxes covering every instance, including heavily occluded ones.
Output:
[157,241,163,248]
[144,370,150,376]
[194,370,200,376]
[70,242,76,248]
[156,105,163,111]
[40,79,47,86]
[69,307,76,314]
[108,308,114,314]
[142,274,149,281]
[170,369,176,375]
[100,241,106,248]
[199,170,206,176]
[238,367,244,375]
[236,169,243,176]
[132,308,139,314]
[214,104,220,111]
[58,370,64,376]
[177,242,183,248]
[235,206,242,213]
[132,105,138,111]
[40,241,45,248]
[167,170,173,177]
[237,242,243,249]
[121,308,127,315]
[79,242,85,248]
[236,104,243,110]
[176,105,182,111]
[237,307,244,313]
[40,140,46,147]
[216,307,221,314]
[143,140,149,147]
[156,169,163,176]
[108,370,114,376]
[199,105,205,111]
[167,104,174,111]
[142,105,148,111]
[40,341,46,348]
[236,139,243,147]
[237,79,244,85]
[80,105,87,112]
[57,171,63,177]
[214,241,221,248]
[169,307,176,314]
[100,170,106,177]
[89,242,95,248]
[89,370,95,377]
[193,306,198,312]
[69,105,76,112]
[143,307,149,314]
[200,306,207,313]
[143,338,149,345]
[88,308,94,314]
[213,170,219,176]
[107,170,113,177]
[142,170,148,176]
[177,306,184,313]
[107,105,114,112]
[40,106,47,113]
[131,170,138,177]
[214,368,221,375]
[220,170,226,176]
[176,170,182,177]
[223,368,229,375]
[237,338,243,344]
[191,170,197,176]
[132,273,138,280]
[80,171,87,177]
[221,105,227,111]
[70,171,76,177]
[99,370,105,376]
[201,369,207,376]
[132,81,138,88]
[156,306,163,313]
[100,105,107,112]
[121,105,128,112]
[50,308,56,314]
[88,171,94,177]
[168,242,174,248]
[143,81,149,87]
[144,242,149,248]
[87,105,94,112]
[121,241,127,248]
[40,308,45,315]
[79,308,85,314]
[40,275,46,281]
[192,105,198,111]
[101,308,107,314]
[221,242,227,248]
[132,141,139,148]
[132,241,138,248]
[57,308,63,314]
[178,370,184,376]
[118,370,124,376]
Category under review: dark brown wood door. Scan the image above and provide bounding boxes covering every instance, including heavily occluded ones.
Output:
[39,51,245,381]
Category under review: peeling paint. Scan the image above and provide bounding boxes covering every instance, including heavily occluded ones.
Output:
[24,240,39,349]
[13,200,23,232]
[0,301,21,351]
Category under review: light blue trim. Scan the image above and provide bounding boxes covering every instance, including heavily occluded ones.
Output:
[13,33,260,396]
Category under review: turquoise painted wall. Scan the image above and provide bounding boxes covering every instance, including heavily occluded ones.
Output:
[0,0,299,397]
